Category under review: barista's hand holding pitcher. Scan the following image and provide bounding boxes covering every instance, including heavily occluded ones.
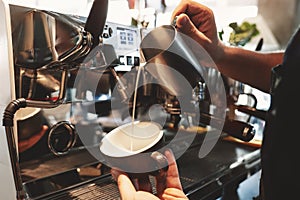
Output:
[171,0,223,62]
[111,149,188,200]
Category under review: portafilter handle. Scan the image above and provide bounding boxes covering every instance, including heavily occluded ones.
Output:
[199,113,255,142]
[223,118,256,142]
[234,104,267,121]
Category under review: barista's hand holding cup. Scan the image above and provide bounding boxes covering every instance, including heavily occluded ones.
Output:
[100,121,189,198]
[111,149,188,200]
[100,121,168,176]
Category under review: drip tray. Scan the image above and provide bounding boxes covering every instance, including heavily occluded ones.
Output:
[20,146,104,182]
[25,170,195,200]
[40,176,120,200]
[21,145,195,200]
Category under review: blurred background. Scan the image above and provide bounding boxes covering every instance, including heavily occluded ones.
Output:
[7,0,300,49]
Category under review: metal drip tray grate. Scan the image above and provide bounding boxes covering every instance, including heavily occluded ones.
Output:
[68,182,120,200]
[42,179,120,200]
[40,175,195,200]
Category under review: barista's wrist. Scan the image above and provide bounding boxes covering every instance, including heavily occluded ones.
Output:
[213,41,227,70]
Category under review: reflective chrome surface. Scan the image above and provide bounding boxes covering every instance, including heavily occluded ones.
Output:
[12,8,92,69]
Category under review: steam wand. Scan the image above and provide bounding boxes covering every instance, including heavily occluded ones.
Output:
[2,96,70,199]
[3,99,28,200]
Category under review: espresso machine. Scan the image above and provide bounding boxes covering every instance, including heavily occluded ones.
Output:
[0,0,114,199]
[0,0,262,199]
[1,1,154,199]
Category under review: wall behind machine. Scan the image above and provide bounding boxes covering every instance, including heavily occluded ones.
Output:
[258,0,300,48]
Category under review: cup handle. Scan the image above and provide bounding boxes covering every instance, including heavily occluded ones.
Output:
[150,151,169,176]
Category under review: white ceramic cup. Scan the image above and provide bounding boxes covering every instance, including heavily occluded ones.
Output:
[100,121,168,174]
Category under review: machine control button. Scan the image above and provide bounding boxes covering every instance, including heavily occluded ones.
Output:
[103,33,109,38]
[108,27,113,37]
[134,57,140,66]
[119,55,125,65]
[126,56,132,66]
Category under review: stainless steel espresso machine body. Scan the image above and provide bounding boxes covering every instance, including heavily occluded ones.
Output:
[1,1,155,199]
[1,1,262,199]
[0,1,113,199]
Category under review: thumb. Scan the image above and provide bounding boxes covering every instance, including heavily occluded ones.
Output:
[111,169,136,199]
[176,14,197,34]
[117,174,137,199]
[175,14,205,42]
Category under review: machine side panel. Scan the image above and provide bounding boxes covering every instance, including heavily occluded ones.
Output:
[0,0,17,199]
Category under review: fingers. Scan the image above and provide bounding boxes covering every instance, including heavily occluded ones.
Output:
[135,174,153,192]
[155,169,167,199]
[175,13,201,39]
[155,149,184,198]
[162,188,189,200]
[111,169,136,200]
[171,0,206,23]
[112,168,161,200]
[171,0,216,39]
[110,168,124,180]
[170,0,221,62]
[111,150,187,200]
[171,0,189,21]
[135,191,160,200]
[111,169,154,195]
[172,12,214,49]
[164,149,183,190]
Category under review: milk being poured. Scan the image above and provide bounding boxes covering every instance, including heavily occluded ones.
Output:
[130,66,142,151]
